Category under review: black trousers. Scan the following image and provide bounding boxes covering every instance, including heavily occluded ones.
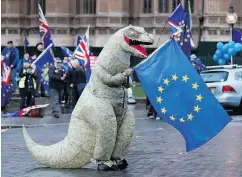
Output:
[19,88,35,110]
[62,83,69,103]
[69,86,79,107]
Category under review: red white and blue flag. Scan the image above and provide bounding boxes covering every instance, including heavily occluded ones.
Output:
[1,58,13,107]
[38,4,54,48]
[74,27,90,68]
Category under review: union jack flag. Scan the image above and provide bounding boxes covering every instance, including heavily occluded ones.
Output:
[1,58,13,107]
[38,4,54,48]
[1,59,11,85]
[73,27,90,68]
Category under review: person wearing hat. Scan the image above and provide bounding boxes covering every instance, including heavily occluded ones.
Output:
[18,58,37,110]
[48,57,67,118]
[1,41,19,91]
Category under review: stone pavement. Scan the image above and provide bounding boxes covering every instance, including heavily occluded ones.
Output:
[2,104,242,177]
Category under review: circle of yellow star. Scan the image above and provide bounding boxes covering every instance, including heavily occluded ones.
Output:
[196,94,203,102]
[194,105,201,112]
[192,82,199,90]
[169,115,176,121]
[158,86,164,93]
[163,78,170,85]
[172,74,178,81]
[161,107,167,114]
[156,96,163,103]
[187,113,194,120]
[180,117,185,122]
[182,75,189,82]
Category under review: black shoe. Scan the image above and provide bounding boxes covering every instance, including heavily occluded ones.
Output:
[97,164,118,171]
[117,159,128,170]
[53,114,59,118]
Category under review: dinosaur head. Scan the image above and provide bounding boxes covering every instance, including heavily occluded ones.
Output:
[121,25,154,58]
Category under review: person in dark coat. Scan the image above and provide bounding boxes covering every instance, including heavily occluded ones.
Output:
[49,57,67,118]
[18,59,37,110]
[1,41,19,91]
[68,59,86,108]
[32,43,46,97]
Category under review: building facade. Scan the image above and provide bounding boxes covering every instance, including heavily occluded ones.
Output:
[1,0,242,48]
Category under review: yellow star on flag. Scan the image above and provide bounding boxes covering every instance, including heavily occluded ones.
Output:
[180,42,184,46]
[163,78,170,85]
[156,96,163,103]
[196,94,203,102]
[182,75,189,82]
[169,115,176,121]
[192,82,199,90]
[172,74,178,81]
[194,105,201,112]
[158,86,164,93]
[180,117,185,122]
[187,113,194,120]
[161,107,167,114]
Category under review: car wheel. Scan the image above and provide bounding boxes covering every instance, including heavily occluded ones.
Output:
[238,99,242,114]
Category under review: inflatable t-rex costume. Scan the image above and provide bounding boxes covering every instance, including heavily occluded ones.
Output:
[23,25,154,170]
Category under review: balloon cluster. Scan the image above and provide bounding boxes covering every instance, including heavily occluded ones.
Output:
[213,42,242,65]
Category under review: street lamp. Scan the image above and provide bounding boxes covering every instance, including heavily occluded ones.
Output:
[225,5,237,65]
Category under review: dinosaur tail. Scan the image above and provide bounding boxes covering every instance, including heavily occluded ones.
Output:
[23,117,95,168]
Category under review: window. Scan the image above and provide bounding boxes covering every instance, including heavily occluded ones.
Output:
[235,71,242,81]
[201,71,229,83]
[206,0,219,13]
[158,0,169,13]
[76,0,96,14]
[30,0,45,14]
[172,0,180,11]
[143,0,152,13]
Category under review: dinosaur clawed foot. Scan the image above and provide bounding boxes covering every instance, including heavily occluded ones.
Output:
[97,159,129,171]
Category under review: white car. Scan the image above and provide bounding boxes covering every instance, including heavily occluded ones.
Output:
[128,88,136,104]
[201,65,242,113]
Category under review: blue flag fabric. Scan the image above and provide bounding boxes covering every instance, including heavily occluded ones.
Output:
[33,50,54,96]
[1,84,13,108]
[24,36,29,47]
[76,35,82,47]
[61,47,73,58]
[232,29,242,44]
[168,4,192,57]
[135,39,232,151]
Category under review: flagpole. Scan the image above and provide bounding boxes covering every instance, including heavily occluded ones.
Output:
[22,32,26,54]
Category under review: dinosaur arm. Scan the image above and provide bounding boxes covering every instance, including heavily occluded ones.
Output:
[96,65,126,87]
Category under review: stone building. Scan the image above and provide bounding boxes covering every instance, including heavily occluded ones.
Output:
[1,0,242,48]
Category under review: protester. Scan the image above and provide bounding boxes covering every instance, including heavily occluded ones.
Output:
[49,57,67,118]
[18,59,37,110]
[32,43,46,97]
[68,59,86,107]
[1,41,19,91]
[61,57,69,106]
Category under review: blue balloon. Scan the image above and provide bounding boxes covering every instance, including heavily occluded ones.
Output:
[228,41,235,48]
[232,49,237,56]
[228,48,234,56]
[224,53,230,60]
[218,59,226,65]
[213,54,218,61]
[216,42,223,49]
[234,43,242,52]
[222,44,229,53]
[215,50,222,57]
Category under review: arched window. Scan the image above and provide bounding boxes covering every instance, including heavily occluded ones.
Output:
[158,0,169,13]
[172,0,180,11]
[143,0,152,13]
[76,0,96,14]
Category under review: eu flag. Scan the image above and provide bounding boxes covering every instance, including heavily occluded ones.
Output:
[232,29,242,44]
[168,3,192,57]
[135,39,232,151]
[23,36,29,47]
[32,46,54,96]
[61,47,73,58]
